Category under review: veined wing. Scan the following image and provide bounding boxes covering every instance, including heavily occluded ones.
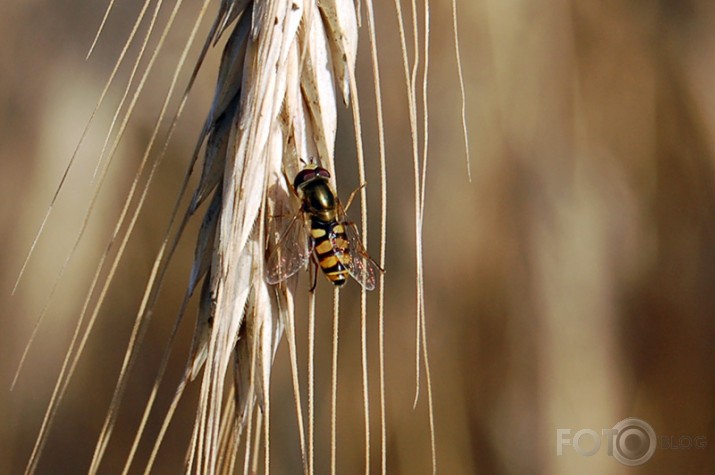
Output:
[334,220,379,291]
[265,211,312,284]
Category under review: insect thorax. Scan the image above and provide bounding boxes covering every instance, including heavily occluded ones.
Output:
[299,179,337,223]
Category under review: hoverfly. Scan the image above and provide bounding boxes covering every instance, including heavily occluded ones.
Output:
[265,165,381,291]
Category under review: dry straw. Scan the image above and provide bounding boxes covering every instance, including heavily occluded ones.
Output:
[182,1,361,472]
[16,0,465,472]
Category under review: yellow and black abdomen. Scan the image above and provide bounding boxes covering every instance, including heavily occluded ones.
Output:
[311,218,349,286]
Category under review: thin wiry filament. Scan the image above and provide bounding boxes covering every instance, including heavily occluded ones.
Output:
[345,43,372,475]
[451,0,472,181]
[308,290,316,474]
[362,0,389,470]
[331,287,341,475]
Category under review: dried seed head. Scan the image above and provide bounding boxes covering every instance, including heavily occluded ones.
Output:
[185,0,358,469]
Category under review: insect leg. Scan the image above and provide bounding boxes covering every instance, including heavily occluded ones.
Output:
[343,182,367,212]
[341,220,386,274]
[309,254,319,293]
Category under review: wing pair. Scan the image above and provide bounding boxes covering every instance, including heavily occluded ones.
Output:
[265,209,379,291]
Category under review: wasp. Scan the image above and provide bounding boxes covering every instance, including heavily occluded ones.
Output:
[265,165,381,291]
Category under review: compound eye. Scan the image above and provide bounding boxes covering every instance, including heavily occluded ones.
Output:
[294,169,316,189]
[315,167,331,179]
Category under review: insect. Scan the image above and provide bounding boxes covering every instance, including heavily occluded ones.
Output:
[265,165,381,291]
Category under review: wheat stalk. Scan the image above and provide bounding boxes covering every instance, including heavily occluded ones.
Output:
[17,0,455,472]
[175,1,360,472]
[97,1,361,472]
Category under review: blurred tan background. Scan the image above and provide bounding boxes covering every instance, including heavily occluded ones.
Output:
[3,1,715,474]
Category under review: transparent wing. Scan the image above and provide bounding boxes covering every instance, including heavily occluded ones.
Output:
[265,211,312,284]
[335,220,380,291]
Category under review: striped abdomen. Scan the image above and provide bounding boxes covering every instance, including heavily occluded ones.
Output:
[311,218,349,286]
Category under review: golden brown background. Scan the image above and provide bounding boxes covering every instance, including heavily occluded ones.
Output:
[2,1,715,474]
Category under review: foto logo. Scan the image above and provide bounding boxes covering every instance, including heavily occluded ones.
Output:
[556,418,657,466]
